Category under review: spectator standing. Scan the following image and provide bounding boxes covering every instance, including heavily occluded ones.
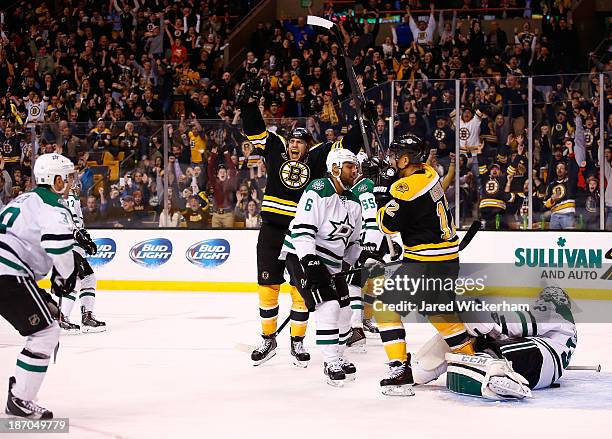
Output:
[208,146,237,227]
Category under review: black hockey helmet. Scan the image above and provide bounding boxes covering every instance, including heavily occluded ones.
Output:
[389,133,426,163]
[288,127,313,145]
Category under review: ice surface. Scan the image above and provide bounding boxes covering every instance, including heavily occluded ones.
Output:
[1,292,611,439]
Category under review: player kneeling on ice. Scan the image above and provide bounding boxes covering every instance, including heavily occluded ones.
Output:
[280,149,383,386]
[0,153,79,418]
[411,286,577,400]
[60,175,106,333]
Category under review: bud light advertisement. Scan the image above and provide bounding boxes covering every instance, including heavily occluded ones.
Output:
[86,238,116,267]
[186,239,230,268]
[130,238,173,268]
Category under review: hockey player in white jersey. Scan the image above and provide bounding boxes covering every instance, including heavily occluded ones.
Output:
[60,176,106,333]
[0,152,79,418]
[411,286,577,400]
[344,152,386,352]
[280,149,383,386]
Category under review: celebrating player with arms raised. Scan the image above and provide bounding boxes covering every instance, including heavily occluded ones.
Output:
[240,79,367,367]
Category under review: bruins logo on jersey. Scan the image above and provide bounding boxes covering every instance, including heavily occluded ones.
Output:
[485,178,500,195]
[2,142,12,154]
[586,196,598,213]
[459,127,470,141]
[552,184,566,199]
[279,160,310,189]
[30,106,41,116]
[434,129,446,141]
[555,123,563,132]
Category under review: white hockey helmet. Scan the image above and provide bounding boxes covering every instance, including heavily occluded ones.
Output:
[34,153,75,186]
[326,148,357,174]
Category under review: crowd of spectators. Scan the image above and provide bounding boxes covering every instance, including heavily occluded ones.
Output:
[0,0,609,230]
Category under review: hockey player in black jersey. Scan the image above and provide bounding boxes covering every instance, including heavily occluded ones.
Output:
[372,134,476,396]
[240,80,367,367]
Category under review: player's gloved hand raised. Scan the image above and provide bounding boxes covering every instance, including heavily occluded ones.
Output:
[74,228,97,255]
[361,157,381,181]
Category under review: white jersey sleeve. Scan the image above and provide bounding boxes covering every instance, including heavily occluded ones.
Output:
[0,187,76,280]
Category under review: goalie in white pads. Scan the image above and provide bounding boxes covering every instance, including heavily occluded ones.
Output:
[0,153,79,418]
[60,176,106,333]
[280,149,383,386]
[412,286,577,400]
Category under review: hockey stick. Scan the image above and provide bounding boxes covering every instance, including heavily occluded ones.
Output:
[566,365,602,372]
[234,315,292,354]
[334,222,481,279]
[307,15,396,259]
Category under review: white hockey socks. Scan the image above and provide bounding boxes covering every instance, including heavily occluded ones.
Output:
[338,304,352,357]
[13,323,60,401]
[348,284,363,328]
[60,292,76,319]
[315,301,340,363]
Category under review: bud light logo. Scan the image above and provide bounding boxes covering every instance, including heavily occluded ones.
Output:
[186,239,230,268]
[86,238,116,267]
[130,238,173,268]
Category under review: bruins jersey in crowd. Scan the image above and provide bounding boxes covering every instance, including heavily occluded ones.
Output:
[544,156,578,215]
[376,163,459,262]
[242,102,363,228]
[0,133,21,164]
[478,154,514,213]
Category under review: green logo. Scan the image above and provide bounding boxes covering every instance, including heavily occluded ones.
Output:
[515,237,602,269]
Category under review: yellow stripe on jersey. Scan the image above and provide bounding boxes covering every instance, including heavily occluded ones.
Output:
[263,195,298,206]
[551,200,576,213]
[479,198,507,210]
[247,131,268,140]
[404,239,459,251]
[261,207,297,217]
[403,252,459,262]
[376,207,395,235]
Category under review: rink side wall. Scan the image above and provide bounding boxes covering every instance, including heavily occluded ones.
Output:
[37,230,612,299]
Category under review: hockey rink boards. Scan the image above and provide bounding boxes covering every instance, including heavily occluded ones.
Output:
[0,291,610,439]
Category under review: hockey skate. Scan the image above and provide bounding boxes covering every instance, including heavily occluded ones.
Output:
[251,334,277,366]
[338,357,357,382]
[290,336,310,368]
[346,327,366,353]
[363,319,379,334]
[380,356,415,397]
[5,377,53,419]
[59,314,80,334]
[323,361,346,387]
[81,307,106,333]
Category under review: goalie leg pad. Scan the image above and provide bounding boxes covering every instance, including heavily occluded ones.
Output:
[445,353,532,400]
[412,333,450,384]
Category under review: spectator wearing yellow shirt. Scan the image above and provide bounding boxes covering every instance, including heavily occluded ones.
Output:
[187,121,207,165]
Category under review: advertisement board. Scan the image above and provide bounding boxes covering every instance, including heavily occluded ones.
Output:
[38,230,612,296]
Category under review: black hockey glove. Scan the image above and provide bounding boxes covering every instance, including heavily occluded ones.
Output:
[74,228,97,256]
[358,243,386,278]
[236,75,264,108]
[50,264,78,298]
[361,157,381,181]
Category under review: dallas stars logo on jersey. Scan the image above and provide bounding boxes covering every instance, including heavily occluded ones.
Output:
[279,160,310,189]
[327,214,354,246]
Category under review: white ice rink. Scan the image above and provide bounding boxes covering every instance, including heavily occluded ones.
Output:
[1,291,611,439]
